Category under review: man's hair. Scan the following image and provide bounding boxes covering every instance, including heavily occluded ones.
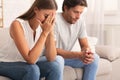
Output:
[62,0,87,11]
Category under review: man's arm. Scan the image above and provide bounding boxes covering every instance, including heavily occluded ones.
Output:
[78,37,90,51]
[79,37,94,64]
[57,48,82,59]
[56,45,93,64]
[56,38,88,59]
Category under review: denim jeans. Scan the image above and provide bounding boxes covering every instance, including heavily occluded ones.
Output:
[0,55,64,80]
[65,53,99,80]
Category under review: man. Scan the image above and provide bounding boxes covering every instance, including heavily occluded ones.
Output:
[55,0,99,80]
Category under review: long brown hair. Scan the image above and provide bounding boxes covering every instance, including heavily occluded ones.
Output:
[18,0,58,20]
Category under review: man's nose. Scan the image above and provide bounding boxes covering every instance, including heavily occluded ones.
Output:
[76,14,80,19]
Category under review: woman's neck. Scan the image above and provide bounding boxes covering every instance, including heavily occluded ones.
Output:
[28,18,39,31]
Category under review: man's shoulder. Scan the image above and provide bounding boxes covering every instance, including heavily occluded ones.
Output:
[55,12,64,24]
[56,12,62,19]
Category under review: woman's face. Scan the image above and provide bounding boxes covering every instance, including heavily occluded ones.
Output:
[34,8,56,23]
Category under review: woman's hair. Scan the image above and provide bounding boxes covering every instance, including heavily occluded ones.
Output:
[18,0,58,20]
[62,0,87,11]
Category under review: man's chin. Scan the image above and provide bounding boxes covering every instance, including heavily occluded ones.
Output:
[67,20,77,24]
[71,21,77,24]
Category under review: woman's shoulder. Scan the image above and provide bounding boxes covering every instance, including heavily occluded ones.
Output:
[10,18,27,29]
[10,19,22,29]
[10,19,25,37]
[11,18,26,24]
[11,18,22,24]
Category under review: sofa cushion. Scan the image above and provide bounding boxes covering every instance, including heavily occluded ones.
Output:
[0,28,10,49]
[74,68,83,80]
[0,76,11,80]
[87,37,97,53]
[97,58,112,76]
[63,66,77,80]
[95,45,120,61]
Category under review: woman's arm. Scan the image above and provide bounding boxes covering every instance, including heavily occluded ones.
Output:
[45,31,57,61]
[10,20,49,64]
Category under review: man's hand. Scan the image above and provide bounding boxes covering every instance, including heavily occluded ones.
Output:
[79,48,94,64]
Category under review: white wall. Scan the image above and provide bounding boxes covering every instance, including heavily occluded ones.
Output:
[104,25,120,47]
[3,0,64,27]
[55,0,63,12]
[3,0,120,47]
[3,0,120,26]
[104,0,118,11]
[3,0,31,27]
[103,0,120,47]
[104,0,120,25]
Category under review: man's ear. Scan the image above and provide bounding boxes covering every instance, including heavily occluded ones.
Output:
[64,5,69,11]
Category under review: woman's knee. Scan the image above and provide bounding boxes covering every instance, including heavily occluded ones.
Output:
[55,55,64,69]
[24,64,40,77]
[56,55,64,64]
[50,55,64,73]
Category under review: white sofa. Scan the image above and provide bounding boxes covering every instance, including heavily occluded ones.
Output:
[0,28,120,80]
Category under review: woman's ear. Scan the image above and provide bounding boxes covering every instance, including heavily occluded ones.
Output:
[34,7,39,14]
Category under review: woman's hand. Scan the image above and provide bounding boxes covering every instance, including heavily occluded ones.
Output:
[40,13,55,35]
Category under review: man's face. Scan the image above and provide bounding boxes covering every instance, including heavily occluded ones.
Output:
[64,5,85,24]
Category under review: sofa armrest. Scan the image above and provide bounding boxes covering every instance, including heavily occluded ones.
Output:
[95,45,120,61]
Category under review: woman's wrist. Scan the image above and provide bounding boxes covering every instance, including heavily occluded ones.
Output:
[42,31,49,37]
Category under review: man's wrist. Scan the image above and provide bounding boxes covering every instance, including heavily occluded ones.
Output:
[71,51,82,59]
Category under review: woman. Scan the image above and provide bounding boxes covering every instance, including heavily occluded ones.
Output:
[0,0,64,80]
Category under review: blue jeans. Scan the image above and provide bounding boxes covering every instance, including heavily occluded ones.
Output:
[65,53,99,80]
[0,55,64,80]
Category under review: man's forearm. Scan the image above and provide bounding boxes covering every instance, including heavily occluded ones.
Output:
[57,48,82,59]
